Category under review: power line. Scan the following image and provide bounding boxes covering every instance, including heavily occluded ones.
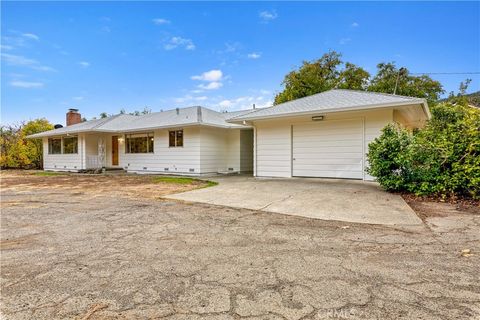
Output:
[410,72,480,75]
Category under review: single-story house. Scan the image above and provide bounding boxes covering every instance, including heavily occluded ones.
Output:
[28,89,430,180]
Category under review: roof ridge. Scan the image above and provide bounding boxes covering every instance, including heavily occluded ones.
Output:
[333,88,423,101]
[91,113,124,130]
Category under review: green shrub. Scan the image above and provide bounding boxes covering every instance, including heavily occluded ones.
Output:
[367,102,480,199]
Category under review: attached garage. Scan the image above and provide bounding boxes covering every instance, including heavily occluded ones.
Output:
[292,118,364,179]
[228,89,431,181]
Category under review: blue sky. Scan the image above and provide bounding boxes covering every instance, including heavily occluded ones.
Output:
[1,1,479,125]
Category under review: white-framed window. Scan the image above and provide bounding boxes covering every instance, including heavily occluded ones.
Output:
[63,136,78,154]
[169,130,183,147]
[48,136,78,154]
[125,132,154,153]
[48,138,62,154]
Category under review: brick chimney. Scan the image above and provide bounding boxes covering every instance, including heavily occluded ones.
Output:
[66,108,82,126]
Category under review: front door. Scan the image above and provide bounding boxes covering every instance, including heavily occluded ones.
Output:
[112,136,119,166]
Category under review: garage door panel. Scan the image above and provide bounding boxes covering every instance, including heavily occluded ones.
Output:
[293,169,364,179]
[293,158,363,165]
[292,119,364,179]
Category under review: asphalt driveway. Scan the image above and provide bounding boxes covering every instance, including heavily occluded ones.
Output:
[166,176,422,226]
[1,172,479,319]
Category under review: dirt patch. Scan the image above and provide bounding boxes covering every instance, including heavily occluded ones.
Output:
[402,193,480,221]
[0,170,214,201]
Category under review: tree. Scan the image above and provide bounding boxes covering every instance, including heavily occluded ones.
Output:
[367,62,444,105]
[273,52,444,106]
[274,51,370,105]
[0,119,53,169]
[99,112,108,118]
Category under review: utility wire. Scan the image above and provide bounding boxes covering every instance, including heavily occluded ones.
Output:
[409,72,480,75]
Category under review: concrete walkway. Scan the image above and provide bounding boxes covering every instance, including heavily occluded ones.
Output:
[165,176,422,226]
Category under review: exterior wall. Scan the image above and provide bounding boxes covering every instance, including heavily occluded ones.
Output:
[43,134,84,171]
[198,127,251,174]
[121,127,201,174]
[253,108,394,180]
[41,126,254,175]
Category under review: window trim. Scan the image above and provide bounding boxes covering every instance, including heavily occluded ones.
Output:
[62,136,78,154]
[48,136,79,155]
[48,137,62,155]
[125,132,155,154]
[169,129,184,148]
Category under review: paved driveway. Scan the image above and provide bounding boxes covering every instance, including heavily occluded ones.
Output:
[166,176,422,226]
[2,172,479,319]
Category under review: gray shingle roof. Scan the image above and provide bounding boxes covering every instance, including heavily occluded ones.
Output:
[27,106,252,138]
[228,89,428,122]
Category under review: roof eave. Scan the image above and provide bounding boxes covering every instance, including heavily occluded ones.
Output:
[227,100,427,123]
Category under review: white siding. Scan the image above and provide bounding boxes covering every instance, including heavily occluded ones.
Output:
[199,127,246,173]
[122,127,201,174]
[41,126,253,175]
[253,109,393,180]
[43,135,84,171]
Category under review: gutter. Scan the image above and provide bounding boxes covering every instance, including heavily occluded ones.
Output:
[227,100,428,123]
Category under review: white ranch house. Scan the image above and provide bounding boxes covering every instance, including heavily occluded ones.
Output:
[28,90,430,180]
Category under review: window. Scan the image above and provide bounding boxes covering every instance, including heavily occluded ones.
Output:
[63,137,78,154]
[169,130,183,147]
[48,138,62,154]
[125,133,154,153]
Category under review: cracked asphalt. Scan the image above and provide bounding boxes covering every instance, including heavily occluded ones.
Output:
[1,174,480,319]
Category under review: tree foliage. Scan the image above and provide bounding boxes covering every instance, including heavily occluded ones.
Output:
[274,51,444,106]
[0,119,53,169]
[274,51,370,104]
[367,100,480,199]
[367,62,444,105]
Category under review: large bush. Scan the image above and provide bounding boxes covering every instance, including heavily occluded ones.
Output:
[0,119,53,169]
[367,101,480,199]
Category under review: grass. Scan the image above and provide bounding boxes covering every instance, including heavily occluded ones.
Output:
[32,171,68,177]
[152,176,218,187]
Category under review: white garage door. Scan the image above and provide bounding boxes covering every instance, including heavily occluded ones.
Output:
[292,118,364,179]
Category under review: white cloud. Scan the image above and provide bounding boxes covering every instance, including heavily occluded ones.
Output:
[153,18,170,25]
[10,80,44,88]
[351,22,359,27]
[198,82,223,90]
[191,69,223,82]
[1,53,55,72]
[1,45,14,51]
[259,10,278,23]
[218,100,233,108]
[22,33,40,41]
[247,52,261,59]
[191,70,224,90]
[78,61,90,68]
[73,96,84,101]
[164,36,195,50]
[174,94,210,104]
[339,38,351,45]
[215,95,272,111]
